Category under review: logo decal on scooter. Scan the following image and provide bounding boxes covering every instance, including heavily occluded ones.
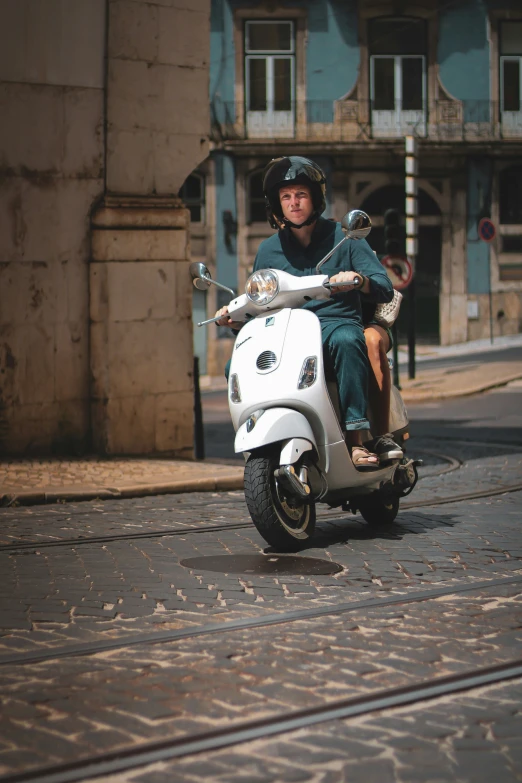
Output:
[235,336,252,350]
[265,317,275,326]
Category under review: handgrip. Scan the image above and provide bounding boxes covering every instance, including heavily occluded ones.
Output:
[323,276,361,290]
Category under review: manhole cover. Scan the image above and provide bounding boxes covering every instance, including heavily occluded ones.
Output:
[180,554,342,576]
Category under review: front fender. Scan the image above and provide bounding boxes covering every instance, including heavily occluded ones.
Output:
[234,408,317,454]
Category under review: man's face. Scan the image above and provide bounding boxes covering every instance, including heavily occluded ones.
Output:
[279,183,314,226]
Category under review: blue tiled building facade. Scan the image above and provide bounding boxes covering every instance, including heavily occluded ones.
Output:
[184,0,522,376]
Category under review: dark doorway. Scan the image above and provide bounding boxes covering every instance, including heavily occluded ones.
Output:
[360,184,442,342]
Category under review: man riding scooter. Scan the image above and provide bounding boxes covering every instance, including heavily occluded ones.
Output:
[216,155,401,470]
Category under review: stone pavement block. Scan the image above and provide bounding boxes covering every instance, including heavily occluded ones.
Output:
[0,749,49,770]
[30,612,70,623]
[80,728,131,750]
[453,737,496,751]
[397,767,455,782]
[18,727,88,759]
[339,760,397,783]
[0,618,32,630]
[86,711,153,736]
[170,761,229,780]
[492,719,522,738]
[130,701,182,721]
[303,732,375,756]
[74,608,117,618]
[133,773,185,783]
[214,775,275,783]
[503,742,522,766]
[261,767,312,783]
[451,750,512,781]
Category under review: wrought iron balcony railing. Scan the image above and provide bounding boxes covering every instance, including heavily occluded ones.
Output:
[211,99,522,143]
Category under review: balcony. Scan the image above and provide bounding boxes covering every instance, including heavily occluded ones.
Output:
[211,99,522,144]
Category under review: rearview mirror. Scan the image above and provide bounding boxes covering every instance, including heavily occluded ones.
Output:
[315,210,372,273]
[189,261,212,291]
[189,261,235,297]
[341,210,372,240]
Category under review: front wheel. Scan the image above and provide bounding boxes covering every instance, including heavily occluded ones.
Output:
[357,493,399,527]
[244,447,316,552]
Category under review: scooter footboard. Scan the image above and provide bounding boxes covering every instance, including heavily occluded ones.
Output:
[234,408,317,455]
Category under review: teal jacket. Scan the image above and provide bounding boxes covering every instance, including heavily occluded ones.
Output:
[253,217,393,326]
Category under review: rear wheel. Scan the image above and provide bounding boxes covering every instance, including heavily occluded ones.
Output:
[357,493,399,527]
[244,447,316,552]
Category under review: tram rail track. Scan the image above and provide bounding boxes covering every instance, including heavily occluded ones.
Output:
[1,447,519,556]
[1,445,521,781]
[1,573,521,668]
[1,475,521,555]
[0,448,521,670]
[2,655,522,783]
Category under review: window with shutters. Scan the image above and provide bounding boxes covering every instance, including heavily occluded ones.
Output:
[245,20,295,138]
[369,17,427,138]
[500,22,522,136]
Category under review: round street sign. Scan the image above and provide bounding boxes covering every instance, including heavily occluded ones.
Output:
[381,254,413,290]
[478,217,496,243]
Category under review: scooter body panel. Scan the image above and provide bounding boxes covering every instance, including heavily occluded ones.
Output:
[229,307,401,493]
[229,308,342,449]
[234,408,316,454]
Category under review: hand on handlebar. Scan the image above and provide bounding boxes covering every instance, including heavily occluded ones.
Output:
[214,306,243,331]
[328,271,363,294]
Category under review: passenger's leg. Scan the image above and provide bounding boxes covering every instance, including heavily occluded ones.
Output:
[323,322,379,470]
[364,324,403,462]
[364,324,391,434]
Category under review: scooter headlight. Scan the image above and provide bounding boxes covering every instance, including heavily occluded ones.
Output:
[246,270,279,306]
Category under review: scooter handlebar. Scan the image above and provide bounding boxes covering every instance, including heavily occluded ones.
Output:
[323,276,361,290]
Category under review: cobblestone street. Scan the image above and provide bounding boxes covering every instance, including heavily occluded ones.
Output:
[3,0,522,779]
[1,385,522,782]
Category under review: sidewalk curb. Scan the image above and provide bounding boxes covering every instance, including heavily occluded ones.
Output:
[2,371,521,508]
[0,474,245,508]
[401,371,522,404]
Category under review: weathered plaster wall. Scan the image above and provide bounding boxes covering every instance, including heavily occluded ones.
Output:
[213,152,238,290]
[467,159,493,296]
[1,0,211,455]
[107,0,210,196]
[0,0,106,454]
[305,0,359,118]
[205,151,238,379]
[438,0,490,108]
[90,0,211,456]
[90,199,194,455]
[210,0,237,123]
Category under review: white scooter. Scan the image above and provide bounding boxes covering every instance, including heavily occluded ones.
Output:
[191,210,420,551]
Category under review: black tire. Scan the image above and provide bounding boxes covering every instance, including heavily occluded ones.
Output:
[244,447,316,552]
[357,493,400,527]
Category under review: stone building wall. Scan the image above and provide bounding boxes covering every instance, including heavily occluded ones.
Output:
[0,0,106,454]
[0,0,210,456]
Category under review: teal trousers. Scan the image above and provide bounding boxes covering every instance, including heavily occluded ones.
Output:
[321,321,369,431]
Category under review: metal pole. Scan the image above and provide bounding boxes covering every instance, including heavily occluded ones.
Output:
[488,277,494,345]
[408,279,416,381]
[405,136,418,380]
[392,322,400,389]
[193,356,205,460]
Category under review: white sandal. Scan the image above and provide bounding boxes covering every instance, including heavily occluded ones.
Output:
[351,446,380,471]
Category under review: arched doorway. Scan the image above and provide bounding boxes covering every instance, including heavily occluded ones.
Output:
[360,184,442,342]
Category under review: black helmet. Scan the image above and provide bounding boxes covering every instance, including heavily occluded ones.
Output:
[262,156,327,229]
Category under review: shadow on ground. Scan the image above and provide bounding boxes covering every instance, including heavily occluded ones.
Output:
[264,511,460,555]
